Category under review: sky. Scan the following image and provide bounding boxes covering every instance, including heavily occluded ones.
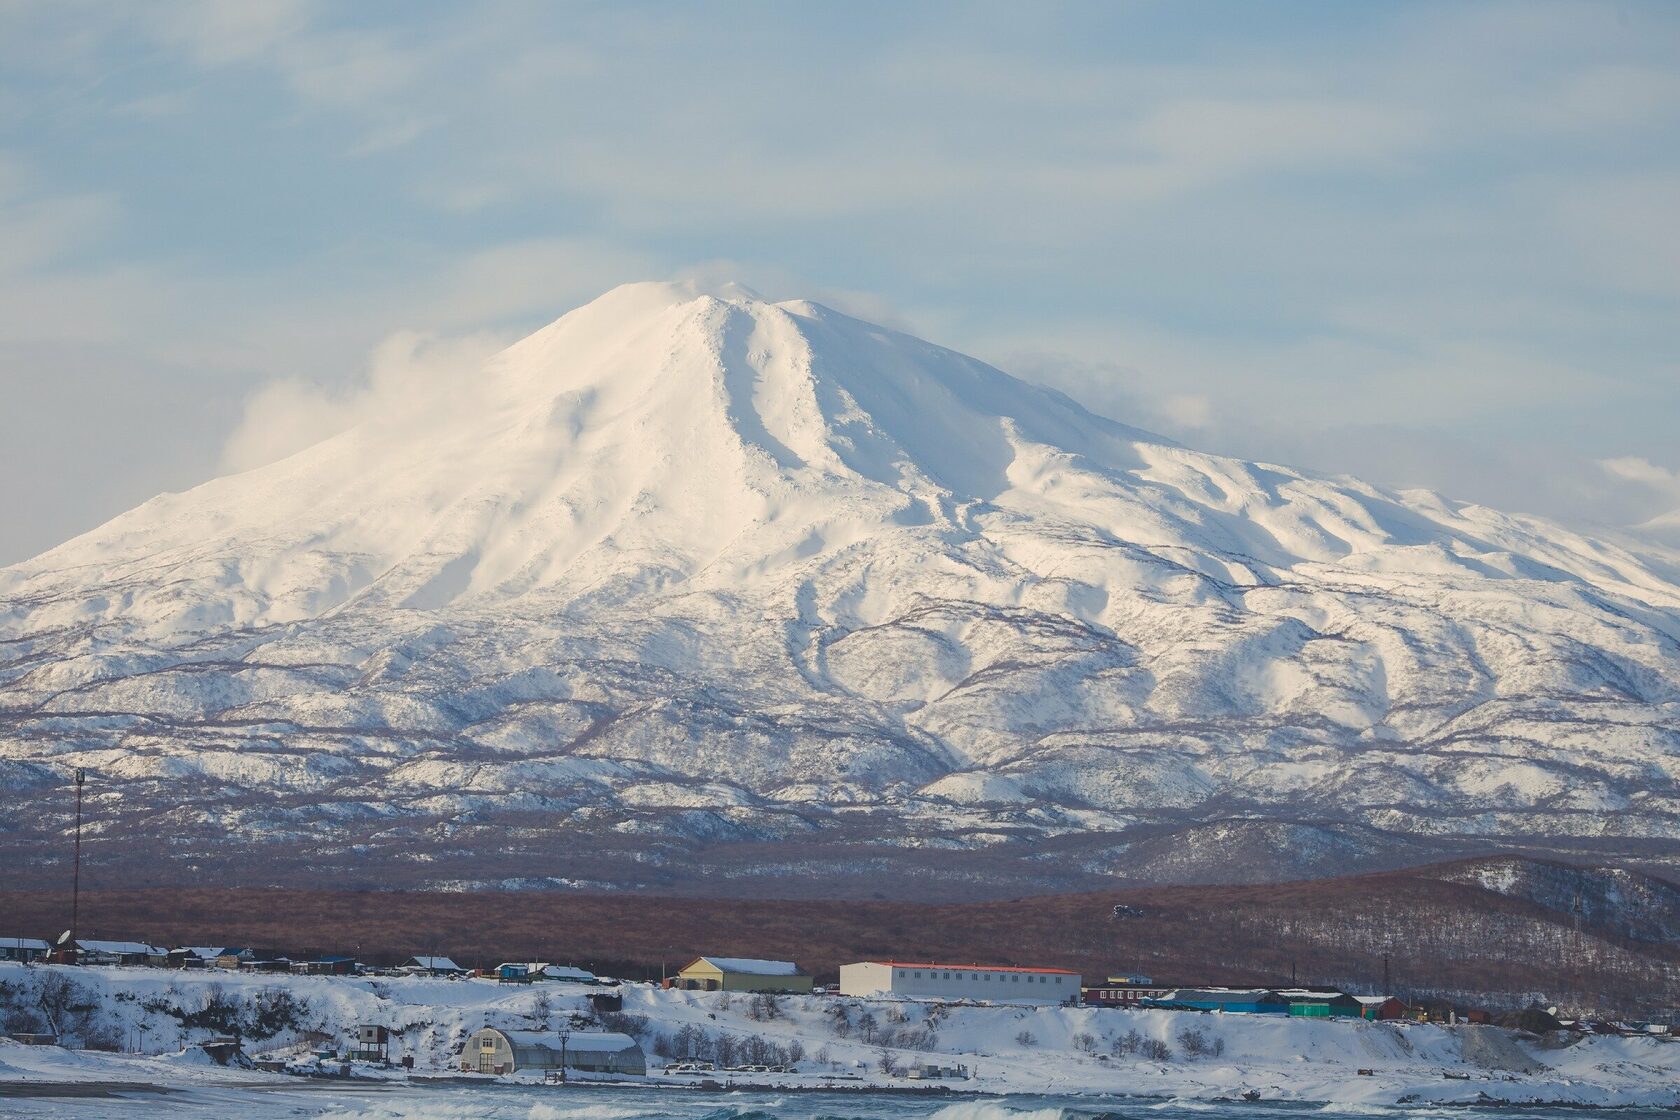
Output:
[1,0,1678,564]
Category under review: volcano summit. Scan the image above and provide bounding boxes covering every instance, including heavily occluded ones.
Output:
[4,282,1680,896]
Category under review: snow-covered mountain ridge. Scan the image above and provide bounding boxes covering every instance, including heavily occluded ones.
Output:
[4,281,1680,891]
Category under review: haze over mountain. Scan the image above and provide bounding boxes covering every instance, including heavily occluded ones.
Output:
[4,281,1680,896]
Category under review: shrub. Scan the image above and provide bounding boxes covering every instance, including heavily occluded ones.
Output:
[828,1004,851,1038]
[714,1031,738,1067]
[670,1023,703,1058]
[1015,1029,1037,1047]
[599,1011,650,1038]
[1140,1038,1173,1062]
[247,987,311,1039]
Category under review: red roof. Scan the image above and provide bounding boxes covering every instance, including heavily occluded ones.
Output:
[860,961,1079,975]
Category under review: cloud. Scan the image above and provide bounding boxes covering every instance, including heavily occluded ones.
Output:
[1598,458,1680,541]
[143,0,315,66]
[994,335,1680,543]
[219,329,507,474]
[1600,456,1680,492]
[2,0,1678,566]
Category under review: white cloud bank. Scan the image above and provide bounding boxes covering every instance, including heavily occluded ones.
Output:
[220,330,507,474]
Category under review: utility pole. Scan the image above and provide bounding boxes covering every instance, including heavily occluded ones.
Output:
[1382,954,1390,996]
[557,1026,571,1084]
[1572,890,1584,1014]
[70,769,86,962]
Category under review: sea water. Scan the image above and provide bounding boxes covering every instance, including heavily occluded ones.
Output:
[2,1084,1675,1120]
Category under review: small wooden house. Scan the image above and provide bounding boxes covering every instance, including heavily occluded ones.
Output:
[0,937,49,964]
[349,1024,390,1062]
[74,939,167,967]
[1357,995,1411,1020]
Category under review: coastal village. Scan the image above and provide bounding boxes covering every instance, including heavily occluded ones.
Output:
[2,932,1672,1089]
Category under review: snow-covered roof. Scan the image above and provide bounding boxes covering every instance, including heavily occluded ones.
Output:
[76,939,163,955]
[406,955,462,970]
[1,937,50,951]
[691,956,803,976]
[1158,988,1283,1002]
[494,1030,639,1053]
[177,946,226,959]
[543,965,597,981]
[1355,995,1397,1006]
[860,960,1079,975]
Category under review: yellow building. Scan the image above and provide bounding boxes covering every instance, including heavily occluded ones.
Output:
[674,956,811,993]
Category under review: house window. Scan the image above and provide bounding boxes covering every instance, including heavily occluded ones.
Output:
[914,971,923,978]
[1055,977,1063,984]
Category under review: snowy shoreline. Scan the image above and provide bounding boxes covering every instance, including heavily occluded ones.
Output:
[2,964,1677,1108]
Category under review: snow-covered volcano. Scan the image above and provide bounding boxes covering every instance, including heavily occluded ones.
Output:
[5,281,1680,895]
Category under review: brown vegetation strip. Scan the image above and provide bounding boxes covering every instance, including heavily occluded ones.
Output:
[3,858,1675,1013]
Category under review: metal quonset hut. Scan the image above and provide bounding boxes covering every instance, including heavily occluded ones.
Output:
[461,1029,645,1075]
[673,957,811,993]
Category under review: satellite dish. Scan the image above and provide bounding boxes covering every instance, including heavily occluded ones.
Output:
[56,929,72,945]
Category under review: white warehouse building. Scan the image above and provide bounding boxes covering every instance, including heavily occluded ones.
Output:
[839,960,1080,1004]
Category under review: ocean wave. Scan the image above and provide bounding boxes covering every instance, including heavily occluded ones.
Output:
[927,1101,1085,1120]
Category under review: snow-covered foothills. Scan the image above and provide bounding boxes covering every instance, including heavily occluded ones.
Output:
[1,964,1676,1113]
[5,280,1680,890]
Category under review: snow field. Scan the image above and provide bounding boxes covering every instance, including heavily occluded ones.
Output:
[1,963,1676,1106]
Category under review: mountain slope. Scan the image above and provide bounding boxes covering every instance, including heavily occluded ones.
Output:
[3,281,1680,893]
